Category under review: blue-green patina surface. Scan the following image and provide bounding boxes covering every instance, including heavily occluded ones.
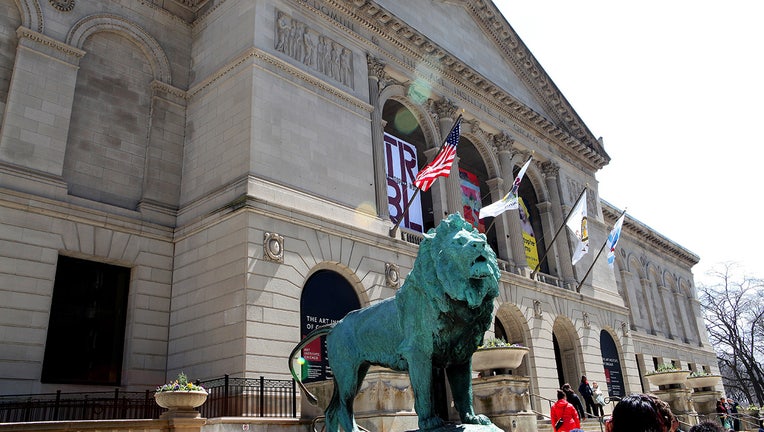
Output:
[290,214,501,432]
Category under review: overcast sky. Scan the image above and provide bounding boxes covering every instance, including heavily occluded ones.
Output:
[492,1,764,286]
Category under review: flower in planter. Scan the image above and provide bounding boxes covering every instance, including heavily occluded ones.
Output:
[647,363,682,375]
[478,337,524,349]
[155,372,207,393]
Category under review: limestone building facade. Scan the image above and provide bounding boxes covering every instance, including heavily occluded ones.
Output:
[0,0,717,418]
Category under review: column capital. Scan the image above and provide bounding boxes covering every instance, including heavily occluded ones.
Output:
[492,132,515,153]
[541,161,560,178]
[366,53,386,80]
[429,97,459,120]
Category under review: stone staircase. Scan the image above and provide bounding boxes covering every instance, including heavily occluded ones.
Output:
[536,416,605,432]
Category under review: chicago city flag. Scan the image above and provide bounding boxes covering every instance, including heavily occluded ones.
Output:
[607,212,625,268]
[479,157,532,219]
[566,190,588,265]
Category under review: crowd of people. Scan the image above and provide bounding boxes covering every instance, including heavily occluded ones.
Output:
[550,378,762,432]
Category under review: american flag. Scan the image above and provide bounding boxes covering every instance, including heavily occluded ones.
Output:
[413,117,462,192]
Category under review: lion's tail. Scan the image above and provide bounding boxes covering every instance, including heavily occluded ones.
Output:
[288,324,335,406]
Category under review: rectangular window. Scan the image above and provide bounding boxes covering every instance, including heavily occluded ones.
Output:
[41,255,131,386]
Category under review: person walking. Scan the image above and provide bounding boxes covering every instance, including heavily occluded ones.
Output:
[552,388,581,432]
[563,383,586,420]
[579,375,596,418]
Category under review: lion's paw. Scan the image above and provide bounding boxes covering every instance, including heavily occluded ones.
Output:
[462,413,492,425]
[419,415,445,430]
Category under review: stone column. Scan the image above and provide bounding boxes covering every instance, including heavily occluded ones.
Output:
[139,81,187,225]
[541,161,575,283]
[497,144,529,273]
[486,177,511,262]
[431,99,461,216]
[536,201,558,277]
[658,285,678,339]
[640,278,657,335]
[0,28,84,197]
[672,288,691,343]
[425,146,449,227]
[366,54,389,219]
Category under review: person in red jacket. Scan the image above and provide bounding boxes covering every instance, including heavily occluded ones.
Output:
[551,388,581,432]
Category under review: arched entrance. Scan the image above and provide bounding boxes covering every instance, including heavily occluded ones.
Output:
[552,318,580,388]
[299,269,361,383]
[494,304,531,377]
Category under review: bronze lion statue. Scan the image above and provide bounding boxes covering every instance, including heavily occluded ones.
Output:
[289,213,501,431]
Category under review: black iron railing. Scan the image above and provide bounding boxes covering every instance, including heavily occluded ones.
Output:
[0,375,297,423]
[0,389,161,423]
[197,375,297,418]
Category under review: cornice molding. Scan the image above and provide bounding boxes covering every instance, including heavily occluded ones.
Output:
[16,27,85,61]
[325,0,609,170]
[601,201,699,266]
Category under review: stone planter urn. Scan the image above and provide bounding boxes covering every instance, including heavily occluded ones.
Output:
[645,370,689,389]
[472,346,529,375]
[155,391,208,418]
[686,375,721,391]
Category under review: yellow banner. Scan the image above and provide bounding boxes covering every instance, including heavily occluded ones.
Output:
[519,198,539,268]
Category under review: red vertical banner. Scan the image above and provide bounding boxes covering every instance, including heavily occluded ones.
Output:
[459,168,485,232]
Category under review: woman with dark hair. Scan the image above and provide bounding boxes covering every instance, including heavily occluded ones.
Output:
[551,388,581,432]
[579,375,596,418]
[716,399,731,430]
[605,393,677,432]
[563,383,586,420]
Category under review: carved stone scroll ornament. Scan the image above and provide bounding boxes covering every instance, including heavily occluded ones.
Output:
[533,299,543,318]
[49,0,75,12]
[263,232,284,263]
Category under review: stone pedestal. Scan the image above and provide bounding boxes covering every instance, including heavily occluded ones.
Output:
[301,367,417,431]
[653,388,697,427]
[472,374,534,432]
[690,390,722,419]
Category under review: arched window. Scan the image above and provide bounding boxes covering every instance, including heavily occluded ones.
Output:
[457,139,501,260]
[599,330,625,398]
[299,270,361,382]
[518,171,548,274]
[382,100,433,232]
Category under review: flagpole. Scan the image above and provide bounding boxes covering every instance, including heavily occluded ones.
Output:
[530,185,588,279]
[388,114,463,238]
[574,208,626,293]
[388,188,420,237]
[481,154,534,236]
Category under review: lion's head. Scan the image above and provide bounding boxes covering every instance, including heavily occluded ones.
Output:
[413,213,501,312]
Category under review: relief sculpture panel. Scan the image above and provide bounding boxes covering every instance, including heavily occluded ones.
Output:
[275,10,354,89]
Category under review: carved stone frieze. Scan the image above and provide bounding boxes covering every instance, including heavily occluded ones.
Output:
[275,10,354,89]
[264,232,284,263]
